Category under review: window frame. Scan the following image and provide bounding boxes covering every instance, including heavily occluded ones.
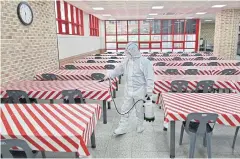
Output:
[55,0,84,36]
[105,19,199,52]
[89,14,99,36]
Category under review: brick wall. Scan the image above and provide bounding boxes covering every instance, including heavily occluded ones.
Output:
[214,9,240,59]
[200,23,215,45]
[1,1,59,85]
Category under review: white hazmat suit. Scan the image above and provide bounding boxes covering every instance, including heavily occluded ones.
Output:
[108,42,154,135]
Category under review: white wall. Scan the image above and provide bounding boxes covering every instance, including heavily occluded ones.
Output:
[58,12,105,59]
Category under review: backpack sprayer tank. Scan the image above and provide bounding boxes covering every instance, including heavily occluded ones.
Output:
[143,96,155,122]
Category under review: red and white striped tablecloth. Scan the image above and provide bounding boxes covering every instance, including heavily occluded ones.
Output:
[60,63,118,70]
[0,103,101,157]
[154,66,240,75]
[152,56,222,61]
[153,75,240,94]
[84,56,125,59]
[1,80,116,101]
[74,59,122,63]
[34,70,110,81]
[161,93,240,126]
[153,60,239,66]
[89,53,213,57]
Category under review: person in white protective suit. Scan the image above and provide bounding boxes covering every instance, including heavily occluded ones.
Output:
[108,42,154,135]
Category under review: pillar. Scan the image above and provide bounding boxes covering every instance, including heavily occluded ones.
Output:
[213,9,240,59]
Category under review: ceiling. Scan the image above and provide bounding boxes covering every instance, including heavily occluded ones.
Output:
[68,1,240,22]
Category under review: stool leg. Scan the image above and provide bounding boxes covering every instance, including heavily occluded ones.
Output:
[206,133,212,158]
[91,130,96,148]
[232,126,239,149]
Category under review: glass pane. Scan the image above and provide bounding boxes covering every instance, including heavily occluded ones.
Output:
[69,23,72,34]
[173,20,184,34]
[60,1,65,20]
[73,7,76,23]
[174,35,184,41]
[151,35,161,41]
[174,42,183,48]
[185,49,195,52]
[186,19,196,34]
[185,42,195,48]
[173,49,184,52]
[128,20,138,34]
[151,20,161,34]
[106,36,116,42]
[162,42,172,48]
[106,43,116,49]
[162,20,172,34]
[128,35,138,41]
[68,4,71,22]
[185,35,196,41]
[117,35,127,42]
[140,43,149,48]
[140,35,150,41]
[151,43,161,48]
[140,20,150,34]
[140,49,150,52]
[118,43,127,49]
[62,24,66,33]
[162,35,172,41]
[106,21,116,34]
[162,49,172,53]
[117,21,127,34]
[151,49,160,52]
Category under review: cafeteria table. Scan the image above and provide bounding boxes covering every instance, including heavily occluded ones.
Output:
[60,63,118,70]
[153,60,240,66]
[89,53,213,57]
[151,56,223,61]
[154,66,240,75]
[160,93,240,158]
[0,103,101,157]
[153,75,240,94]
[1,80,116,124]
[74,59,122,63]
[34,69,120,90]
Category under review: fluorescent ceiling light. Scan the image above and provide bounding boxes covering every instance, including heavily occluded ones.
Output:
[196,12,207,15]
[102,14,111,16]
[147,17,154,19]
[152,6,164,9]
[186,17,194,19]
[212,5,226,8]
[92,7,104,10]
[205,20,213,22]
[149,13,158,16]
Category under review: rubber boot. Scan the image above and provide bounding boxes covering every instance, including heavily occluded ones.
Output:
[114,117,129,135]
[136,118,145,133]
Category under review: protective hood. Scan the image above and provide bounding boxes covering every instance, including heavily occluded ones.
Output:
[125,42,141,59]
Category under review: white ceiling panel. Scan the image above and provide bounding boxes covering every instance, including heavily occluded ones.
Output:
[68,0,240,22]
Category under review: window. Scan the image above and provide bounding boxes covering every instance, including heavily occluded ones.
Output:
[55,0,84,35]
[105,19,199,52]
[106,21,116,35]
[117,21,127,34]
[151,20,161,34]
[89,14,99,36]
[128,21,138,34]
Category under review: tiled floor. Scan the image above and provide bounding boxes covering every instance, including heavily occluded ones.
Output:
[39,75,240,158]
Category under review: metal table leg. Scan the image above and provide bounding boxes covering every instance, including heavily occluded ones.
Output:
[170,121,176,158]
[116,82,118,91]
[91,130,96,148]
[41,151,46,158]
[75,152,79,158]
[108,101,111,109]
[50,99,54,104]
[113,90,116,98]
[103,100,107,124]
[119,75,121,84]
